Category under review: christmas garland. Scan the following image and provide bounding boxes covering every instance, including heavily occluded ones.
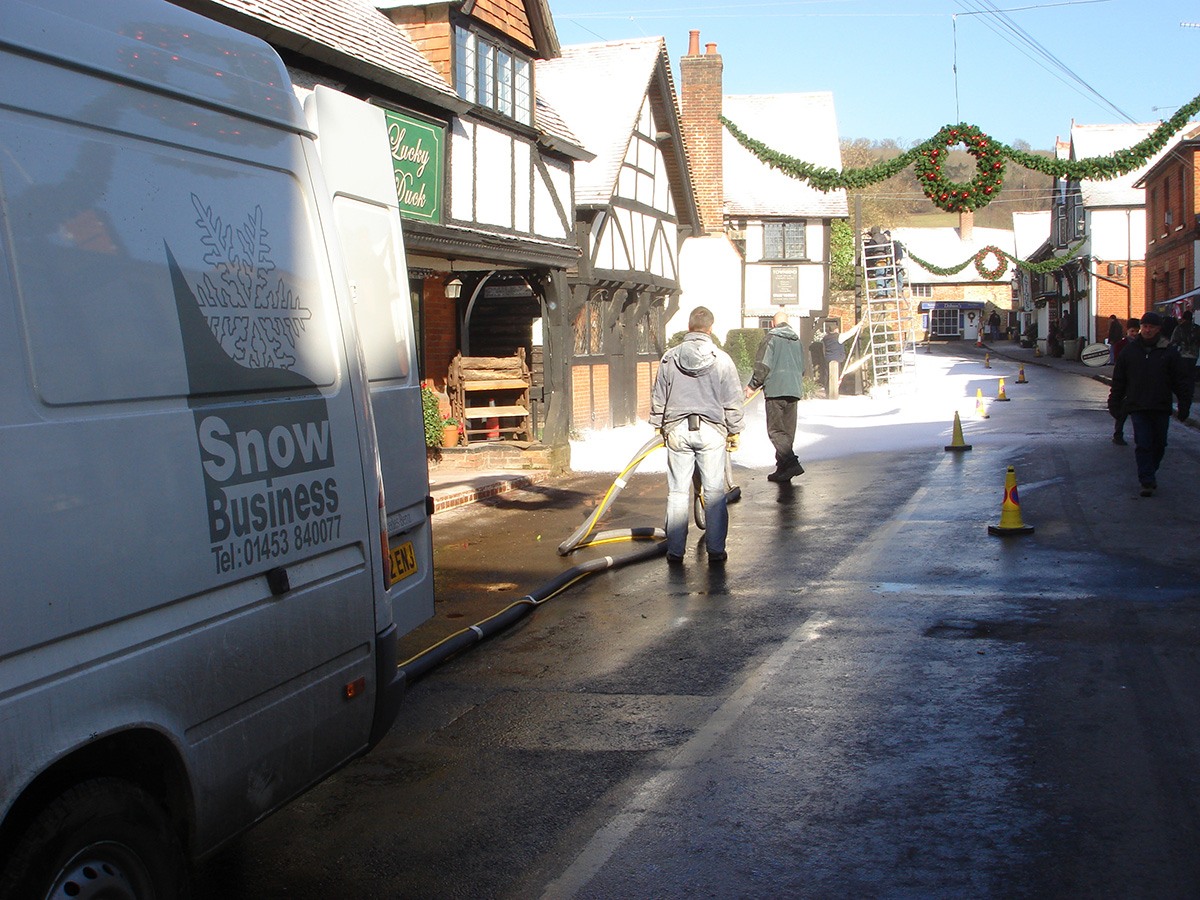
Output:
[974,245,1008,280]
[905,240,1087,280]
[721,88,1200,213]
[914,124,1006,213]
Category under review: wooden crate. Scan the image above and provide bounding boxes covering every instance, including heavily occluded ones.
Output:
[447,350,532,445]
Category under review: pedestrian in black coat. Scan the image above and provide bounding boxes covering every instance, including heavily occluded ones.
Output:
[1108,311,1193,495]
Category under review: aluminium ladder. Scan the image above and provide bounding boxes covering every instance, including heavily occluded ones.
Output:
[861,239,917,393]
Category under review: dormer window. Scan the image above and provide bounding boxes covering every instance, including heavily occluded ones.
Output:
[454,24,532,126]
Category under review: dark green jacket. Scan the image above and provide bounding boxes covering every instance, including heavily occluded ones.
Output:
[748,325,805,399]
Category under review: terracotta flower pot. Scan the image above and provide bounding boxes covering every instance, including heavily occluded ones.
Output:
[441,425,460,448]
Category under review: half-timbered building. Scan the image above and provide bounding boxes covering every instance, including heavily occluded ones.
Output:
[537,39,701,430]
[172,0,592,457]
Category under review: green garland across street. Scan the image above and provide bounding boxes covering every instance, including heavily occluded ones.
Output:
[904,240,1088,281]
[721,88,1200,213]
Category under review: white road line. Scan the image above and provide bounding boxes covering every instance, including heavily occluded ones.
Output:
[539,609,830,900]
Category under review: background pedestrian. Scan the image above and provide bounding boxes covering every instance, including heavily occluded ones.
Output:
[1110,317,1139,444]
[821,323,846,399]
[746,310,805,482]
[1107,310,1193,496]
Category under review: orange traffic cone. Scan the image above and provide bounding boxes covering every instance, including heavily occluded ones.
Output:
[984,353,991,368]
[1016,365,1028,384]
[944,411,972,452]
[995,378,1010,401]
[988,466,1035,535]
[975,388,989,419]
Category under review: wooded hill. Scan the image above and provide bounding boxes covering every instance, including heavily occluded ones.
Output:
[840,137,1055,230]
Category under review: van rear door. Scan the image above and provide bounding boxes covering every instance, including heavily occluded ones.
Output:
[304,85,434,636]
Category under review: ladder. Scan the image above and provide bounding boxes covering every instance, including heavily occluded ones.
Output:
[861,239,917,393]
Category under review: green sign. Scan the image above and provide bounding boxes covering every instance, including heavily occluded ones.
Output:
[384,109,443,223]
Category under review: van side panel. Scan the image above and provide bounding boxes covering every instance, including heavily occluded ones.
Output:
[0,48,380,855]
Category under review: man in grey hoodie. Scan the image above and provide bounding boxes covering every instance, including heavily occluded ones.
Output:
[650,307,744,565]
[746,310,805,482]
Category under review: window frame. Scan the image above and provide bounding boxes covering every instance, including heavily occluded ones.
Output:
[452,22,533,126]
[573,294,606,358]
[762,221,807,262]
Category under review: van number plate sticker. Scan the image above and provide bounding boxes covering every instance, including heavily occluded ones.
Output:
[389,540,418,584]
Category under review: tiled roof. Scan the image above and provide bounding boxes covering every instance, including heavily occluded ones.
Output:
[722,93,847,219]
[188,0,584,152]
[186,0,457,103]
[536,38,665,207]
[378,0,561,58]
[891,225,1016,285]
[534,93,588,159]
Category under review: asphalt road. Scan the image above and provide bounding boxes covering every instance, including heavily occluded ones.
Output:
[195,352,1200,898]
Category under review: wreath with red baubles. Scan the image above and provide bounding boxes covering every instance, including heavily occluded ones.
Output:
[974,245,1009,280]
[914,123,1007,214]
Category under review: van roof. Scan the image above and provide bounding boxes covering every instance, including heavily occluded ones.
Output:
[2,0,309,134]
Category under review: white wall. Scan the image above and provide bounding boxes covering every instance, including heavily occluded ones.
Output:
[740,219,829,319]
[1089,208,1146,261]
[676,234,743,342]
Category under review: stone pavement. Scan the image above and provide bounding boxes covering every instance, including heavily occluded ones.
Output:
[949,336,1115,386]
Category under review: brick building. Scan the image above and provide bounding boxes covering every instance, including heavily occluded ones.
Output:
[1138,125,1200,317]
[893,213,1016,343]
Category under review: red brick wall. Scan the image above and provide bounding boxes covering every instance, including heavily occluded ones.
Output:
[572,364,610,431]
[1144,144,1199,307]
[636,360,655,421]
[679,42,723,236]
[1094,263,1147,336]
[422,277,459,390]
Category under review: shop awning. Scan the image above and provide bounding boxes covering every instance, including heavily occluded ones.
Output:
[918,301,986,310]
[1154,286,1200,307]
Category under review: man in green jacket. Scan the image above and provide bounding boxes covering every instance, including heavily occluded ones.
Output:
[746,310,806,482]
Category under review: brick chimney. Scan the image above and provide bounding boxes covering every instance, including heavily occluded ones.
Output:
[959,210,974,242]
[679,30,724,236]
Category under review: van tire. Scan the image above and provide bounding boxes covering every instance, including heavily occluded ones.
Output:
[0,778,188,900]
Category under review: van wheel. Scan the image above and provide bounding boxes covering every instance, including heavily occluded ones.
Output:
[0,778,187,900]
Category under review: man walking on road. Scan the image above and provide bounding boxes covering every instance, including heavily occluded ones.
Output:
[1108,310,1193,496]
[746,310,805,482]
[650,306,744,564]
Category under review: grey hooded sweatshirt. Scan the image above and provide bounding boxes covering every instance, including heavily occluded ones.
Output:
[649,332,744,434]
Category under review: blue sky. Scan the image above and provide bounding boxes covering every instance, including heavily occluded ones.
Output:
[548,0,1199,150]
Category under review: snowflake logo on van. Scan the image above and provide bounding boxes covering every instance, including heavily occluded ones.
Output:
[190,194,312,370]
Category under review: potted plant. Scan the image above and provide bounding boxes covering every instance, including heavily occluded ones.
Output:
[421,383,443,449]
[441,417,461,449]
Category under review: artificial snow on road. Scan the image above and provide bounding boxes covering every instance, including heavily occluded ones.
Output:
[568,350,1012,474]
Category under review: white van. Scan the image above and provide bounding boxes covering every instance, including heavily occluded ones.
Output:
[0,1,432,896]
[301,85,435,637]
